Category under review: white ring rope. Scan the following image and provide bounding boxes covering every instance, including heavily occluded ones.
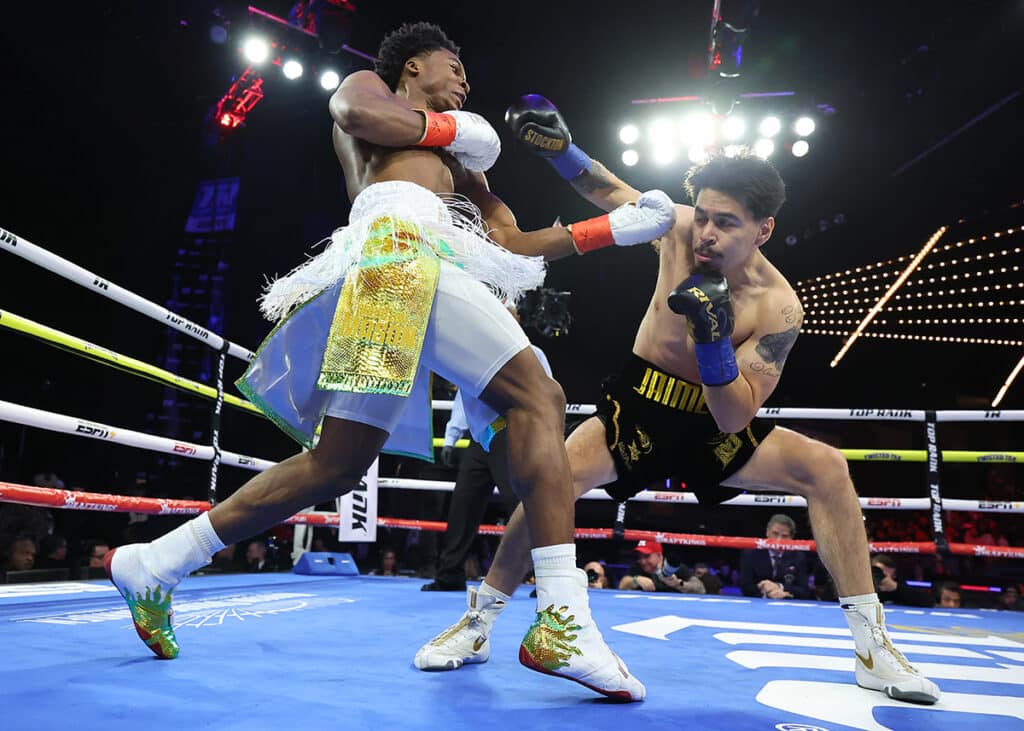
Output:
[432,401,1024,421]
[0,226,254,361]
[0,399,273,473]
[0,396,1018,513]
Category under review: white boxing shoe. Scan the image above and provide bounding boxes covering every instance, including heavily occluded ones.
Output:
[414,586,506,671]
[519,568,645,702]
[105,544,180,659]
[844,601,940,704]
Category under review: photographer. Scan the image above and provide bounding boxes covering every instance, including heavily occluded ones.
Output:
[618,540,705,594]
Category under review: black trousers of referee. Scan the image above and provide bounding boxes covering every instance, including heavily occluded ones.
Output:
[433,430,519,587]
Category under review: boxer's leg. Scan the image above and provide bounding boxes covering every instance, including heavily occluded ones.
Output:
[723,426,940,704]
[107,411,394,658]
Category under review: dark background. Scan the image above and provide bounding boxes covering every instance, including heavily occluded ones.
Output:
[1,1,1022,506]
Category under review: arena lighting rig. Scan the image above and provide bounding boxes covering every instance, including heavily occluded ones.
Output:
[212,3,373,134]
[795,216,1024,406]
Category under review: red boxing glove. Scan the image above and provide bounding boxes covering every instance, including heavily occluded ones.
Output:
[416,111,458,147]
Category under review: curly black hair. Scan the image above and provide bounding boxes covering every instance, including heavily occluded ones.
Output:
[374,22,460,91]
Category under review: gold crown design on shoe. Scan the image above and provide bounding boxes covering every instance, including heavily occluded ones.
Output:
[104,547,179,660]
[519,604,582,671]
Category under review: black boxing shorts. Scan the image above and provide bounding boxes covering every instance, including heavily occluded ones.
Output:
[594,354,776,505]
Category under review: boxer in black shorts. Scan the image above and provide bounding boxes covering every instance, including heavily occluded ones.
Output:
[596,354,773,504]
[414,97,939,705]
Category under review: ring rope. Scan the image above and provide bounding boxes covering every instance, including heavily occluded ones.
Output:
[432,400,1024,422]
[0,226,254,361]
[1,482,1021,559]
[0,399,274,472]
[0,308,262,416]
[1,398,1019,480]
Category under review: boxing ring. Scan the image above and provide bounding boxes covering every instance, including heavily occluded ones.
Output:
[1,225,1023,730]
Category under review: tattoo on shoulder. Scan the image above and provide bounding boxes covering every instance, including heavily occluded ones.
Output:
[781,304,805,326]
[749,326,800,378]
[571,162,615,194]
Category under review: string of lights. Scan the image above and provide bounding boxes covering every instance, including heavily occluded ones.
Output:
[829,226,947,367]
[802,330,1024,347]
[794,214,1023,405]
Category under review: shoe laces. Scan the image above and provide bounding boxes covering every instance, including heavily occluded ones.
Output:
[428,609,484,649]
[869,624,917,674]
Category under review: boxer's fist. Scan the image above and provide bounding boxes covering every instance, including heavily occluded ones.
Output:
[570,189,676,253]
[441,110,501,172]
[609,190,677,246]
[668,268,734,343]
[505,94,572,158]
[667,268,738,386]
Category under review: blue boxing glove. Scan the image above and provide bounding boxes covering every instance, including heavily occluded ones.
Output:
[667,268,738,386]
[505,94,592,180]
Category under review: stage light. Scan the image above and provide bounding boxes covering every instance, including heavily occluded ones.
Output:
[243,38,270,64]
[619,124,639,144]
[320,70,341,90]
[622,149,639,166]
[792,140,810,157]
[758,116,781,137]
[754,138,774,158]
[794,116,816,136]
[652,142,678,165]
[680,112,716,148]
[649,118,675,146]
[687,146,709,164]
[282,60,303,80]
[721,116,746,140]
[723,144,744,157]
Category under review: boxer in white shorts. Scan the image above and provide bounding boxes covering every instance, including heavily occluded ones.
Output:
[103,22,673,701]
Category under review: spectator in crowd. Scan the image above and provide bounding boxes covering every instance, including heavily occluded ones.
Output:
[935,581,962,609]
[872,554,931,607]
[82,540,111,570]
[210,544,243,573]
[811,561,837,603]
[997,584,1024,611]
[245,540,272,572]
[370,547,399,576]
[36,535,68,569]
[3,536,37,571]
[583,560,609,589]
[739,514,810,599]
[618,540,705,593]
[698,572,723,595]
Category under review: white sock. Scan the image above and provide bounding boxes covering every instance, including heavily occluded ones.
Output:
[478,580,511,604]
[839,592,880,610]
[531,543,577,573]
[144,512,226,585]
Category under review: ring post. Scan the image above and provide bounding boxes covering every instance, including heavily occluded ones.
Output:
[924,410,949,554]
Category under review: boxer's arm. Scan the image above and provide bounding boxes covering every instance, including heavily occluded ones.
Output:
[568,159,643,212]
[702,294,803,434]
[329,70,428,147]
[459,171,579,261]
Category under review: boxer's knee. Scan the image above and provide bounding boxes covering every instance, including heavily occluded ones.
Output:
[794,441,851,497]
[509,373,565,430]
